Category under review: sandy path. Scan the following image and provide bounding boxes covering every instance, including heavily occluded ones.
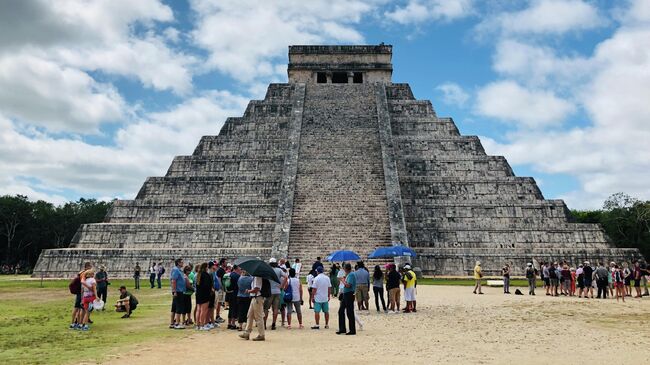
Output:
[100,285,650,365]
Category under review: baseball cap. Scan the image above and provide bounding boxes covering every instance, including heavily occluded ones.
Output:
[208,261,215,267]
[269,258,277,264]
[316,266,324,273]
[404,263,411,269]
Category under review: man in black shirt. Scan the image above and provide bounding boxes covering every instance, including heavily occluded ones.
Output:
[312,257,324,272]
[386,264,401,313]
[582,261,594,299]
[227,265,241,330]
[116,286,138,318]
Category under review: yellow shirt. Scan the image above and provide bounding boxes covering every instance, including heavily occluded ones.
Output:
[404,270,417,288]
[473,265,482,280]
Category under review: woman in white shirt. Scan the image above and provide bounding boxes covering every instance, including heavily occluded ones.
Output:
[306,270,315,309]
[80,270,97,331]
[286,268,303,329]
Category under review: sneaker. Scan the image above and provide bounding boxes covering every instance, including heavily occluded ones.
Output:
[121,314,130,319]
[174,324,186,330]
[81,325,90,331]
[69,323,77,329]
[216,316,225,323]
[199,326,210,331]
[311,326,319,330]
[169,324,176,329]
[252,335,265,341]
[271,323,276,330]
[239,332,250,340]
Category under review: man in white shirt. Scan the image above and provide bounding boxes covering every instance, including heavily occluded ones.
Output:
[239,276,266,341]
[310,266,332,329]
[292,258,302,278]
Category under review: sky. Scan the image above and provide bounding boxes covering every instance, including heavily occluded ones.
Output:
[0,0,649,210]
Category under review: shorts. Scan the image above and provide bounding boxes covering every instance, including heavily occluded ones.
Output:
[404,287,416,301]
[264,294,281,312]
[228,296,238,320]
[216,290,226,304]
[625,277,631,285]
[183,294,192,314]
[583,279,593,288]
[74,293,83,309]
[634,279,641,287]
[355,284,369,302]
[314,301,329,313]
[550,279,559,286]
[118,303,137,312]
[389,288,400,303]
[208,292,215,308]
[543,278,550,286]
[287,301,301,315]
[82,295,96,310]
[615,282,625,289]
[172,294,186,314]
[577,280,584,289]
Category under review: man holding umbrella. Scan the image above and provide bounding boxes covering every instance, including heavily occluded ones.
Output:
[239,274,267,341]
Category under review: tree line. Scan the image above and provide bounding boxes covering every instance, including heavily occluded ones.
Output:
[0,192,647,273]
[0,195,112,272]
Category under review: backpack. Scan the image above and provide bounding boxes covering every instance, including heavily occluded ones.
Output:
[213,272,221,291]
[160,267,165,275]
[222,273,232,293]
[404,271,413,281]
[284,278,293,302]
[69,276,81,295]
[526,268,535,279]
[260,278,271,298]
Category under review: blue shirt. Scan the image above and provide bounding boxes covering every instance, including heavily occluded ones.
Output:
[343,272,357,294]
[170,266,185,293]
[354,268,370,286]
[238,276,253,298]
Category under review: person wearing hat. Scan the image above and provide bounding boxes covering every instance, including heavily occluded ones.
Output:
[95,265,109,310]
[402,264,417,312]
[116,286,138,318]
[264,258,285,331]
[582,261,594,299]
[311,265,331,329]
[473,261,483,295]
[525,263,537,295]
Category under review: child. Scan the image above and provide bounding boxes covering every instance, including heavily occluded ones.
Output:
[80,270,97,331]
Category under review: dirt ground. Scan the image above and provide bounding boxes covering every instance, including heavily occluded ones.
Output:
[100,285,650,365]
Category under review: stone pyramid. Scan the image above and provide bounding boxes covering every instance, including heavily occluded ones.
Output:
[34,45,640,277]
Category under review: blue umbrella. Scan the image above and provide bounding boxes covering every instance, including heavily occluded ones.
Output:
[368,246,417,259]
[325,250,361,262]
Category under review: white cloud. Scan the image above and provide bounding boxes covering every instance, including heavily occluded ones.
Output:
[0,54,124,133]
[475,80,575,128]
[190,0,374,83]
[436,82,470,106]
[480,1,650,208]
[0,91,249,199]
[477,0,604,36]
[384,0,473,24]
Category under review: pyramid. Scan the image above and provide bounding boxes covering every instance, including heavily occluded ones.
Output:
[34,45,640,277]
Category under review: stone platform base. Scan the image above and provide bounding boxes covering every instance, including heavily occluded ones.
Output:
[33,247,270,278]
[413,247,641,276]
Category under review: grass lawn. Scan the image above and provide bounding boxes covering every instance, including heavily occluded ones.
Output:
[0,275,536,364]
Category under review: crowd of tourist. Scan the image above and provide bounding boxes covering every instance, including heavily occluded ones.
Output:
[498,259,650,300]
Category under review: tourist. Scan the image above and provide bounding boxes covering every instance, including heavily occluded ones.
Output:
[307,269,316,309]
[402,264,417,312]
[182,265,193,326]
[215,258,227,324]
[206,261,218,328]
[189,264,198,325]
[354,261,370,311]
[95,265,108,309]
[149,262,157,289]
[502,264,511,294]
[558,262,565,295]
[542,262,551,295]
[264,258,284,330]
[633,261,642,298]
[115,286,138,318]
[80,270,97,331]
[278,264,288,327]
[570,267,577,296]
[548,262,558,296]
[372,265,387,312]
[623,262,632,297]
[239,274,267,341]
[525,263,536,295]
[69,262,92,330]
[576,265,585,297]
[595,262,609,299]
[608,262,615,298]
[473,261,483,295]
[311,266,332,329]
[157,262,164,289]
[614,265,625,302]
[195,262,213,330]
[237,270,253,331]
[226,264,241,330]
[582,261,594,299]
[386,264,401,313]
[170,258,187,329]
[561,264,571,296]
[312,256,324,272]
[133,262,141,290]
[330,264,340,297]
[292,258,302,278]
[336,263,356,335]
[640,260,649,296]
[285,268,303,329]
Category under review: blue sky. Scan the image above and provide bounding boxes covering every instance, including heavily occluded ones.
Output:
[0,0,649,209]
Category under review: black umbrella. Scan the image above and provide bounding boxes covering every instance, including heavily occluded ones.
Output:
[233,256,281,283]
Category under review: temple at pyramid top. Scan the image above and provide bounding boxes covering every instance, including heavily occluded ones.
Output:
[288,44,393,84]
